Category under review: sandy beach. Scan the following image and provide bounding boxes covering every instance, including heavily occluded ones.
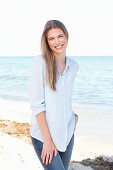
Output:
[0,97,113,169]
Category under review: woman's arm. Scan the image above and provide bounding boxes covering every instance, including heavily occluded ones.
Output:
[29,56,57,165]
[35,111,57,165]
[74,114,78,132]
[35,111,52,142]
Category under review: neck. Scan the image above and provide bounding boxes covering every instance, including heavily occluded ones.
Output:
[55,53,66,66]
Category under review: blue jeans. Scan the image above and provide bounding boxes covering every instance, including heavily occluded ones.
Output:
[31,134,74,170]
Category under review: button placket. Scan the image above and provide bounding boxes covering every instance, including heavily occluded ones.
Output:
[61,77,67,144]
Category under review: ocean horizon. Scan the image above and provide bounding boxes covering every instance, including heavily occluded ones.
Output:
[0,56,113,110]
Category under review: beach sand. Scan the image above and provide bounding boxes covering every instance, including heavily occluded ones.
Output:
[0,97,113,169]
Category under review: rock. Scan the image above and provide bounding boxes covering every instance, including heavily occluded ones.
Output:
[69,163,94,170]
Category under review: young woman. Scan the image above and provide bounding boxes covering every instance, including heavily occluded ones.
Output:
[29,20,79,170]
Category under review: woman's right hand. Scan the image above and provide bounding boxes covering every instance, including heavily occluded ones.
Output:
[41,140,57,165]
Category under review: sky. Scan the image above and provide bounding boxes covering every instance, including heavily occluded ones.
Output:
[0,0,113,56]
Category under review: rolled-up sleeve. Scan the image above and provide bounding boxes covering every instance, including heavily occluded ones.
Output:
[29,56,46,116]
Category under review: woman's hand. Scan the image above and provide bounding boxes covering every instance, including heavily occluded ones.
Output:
[74,114,78,133]
[41,140,57,165]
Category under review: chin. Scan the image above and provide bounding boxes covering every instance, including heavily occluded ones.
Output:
[54,48,66,55]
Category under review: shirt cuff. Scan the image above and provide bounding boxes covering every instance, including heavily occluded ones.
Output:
[31,105,46,116]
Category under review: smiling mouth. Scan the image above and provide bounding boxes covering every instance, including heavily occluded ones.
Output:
[55,44,64,49]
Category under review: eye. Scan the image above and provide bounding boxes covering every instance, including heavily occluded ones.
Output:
[59,35,64,38]
[48,37,54,41]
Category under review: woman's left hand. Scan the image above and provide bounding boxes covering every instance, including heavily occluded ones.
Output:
[73,115,78,133]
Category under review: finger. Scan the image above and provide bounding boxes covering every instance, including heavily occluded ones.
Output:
[42,154,46,164]
[49,153,53,164]
[54,148,57,157]
[43,157,46,164]
[41,150,44,159]
[45,153,49,165]
[41,151,46,163]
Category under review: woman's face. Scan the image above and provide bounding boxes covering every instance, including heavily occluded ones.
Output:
[47,28,68,56]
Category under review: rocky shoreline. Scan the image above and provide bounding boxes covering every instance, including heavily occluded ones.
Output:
[0,120,113,170]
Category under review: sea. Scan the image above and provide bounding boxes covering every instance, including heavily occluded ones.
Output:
[0,56,113,111]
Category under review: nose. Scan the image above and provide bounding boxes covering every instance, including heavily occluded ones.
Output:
[54,38,60,45]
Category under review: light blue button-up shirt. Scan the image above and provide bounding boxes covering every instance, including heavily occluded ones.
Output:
[29,55,79,152]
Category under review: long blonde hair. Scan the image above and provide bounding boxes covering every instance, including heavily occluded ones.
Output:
[41,20,69,91]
